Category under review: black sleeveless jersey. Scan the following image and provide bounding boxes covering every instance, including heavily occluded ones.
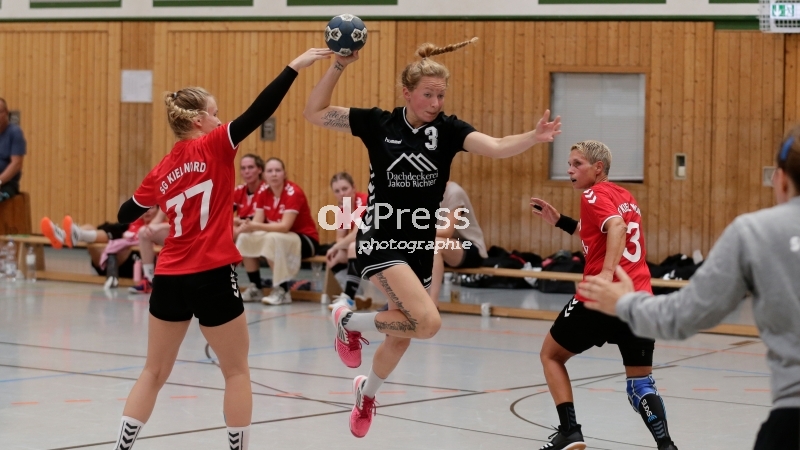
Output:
[350,106,476,247]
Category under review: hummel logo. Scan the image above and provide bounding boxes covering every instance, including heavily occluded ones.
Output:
[385,137,402,144]
[229,431,241,449]
[584,189,597,204]
[386,153,437,172]
[564,298,579,317]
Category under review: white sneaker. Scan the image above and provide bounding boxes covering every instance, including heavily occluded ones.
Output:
[328,293,356,311]
[103,276,118,290]
[262,286,292,305]
[241,285,262,302]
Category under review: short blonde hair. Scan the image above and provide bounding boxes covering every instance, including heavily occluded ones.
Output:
[571,140,612,175]
[399,38,478,91]
[164,87,212,139]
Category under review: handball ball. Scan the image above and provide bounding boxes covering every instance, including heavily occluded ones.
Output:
[325,14,367,57]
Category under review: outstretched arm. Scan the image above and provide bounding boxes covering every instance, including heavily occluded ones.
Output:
[229,48,332,146]
[304,52,360,133]
[463,110,561,158]
[530,197,579,234]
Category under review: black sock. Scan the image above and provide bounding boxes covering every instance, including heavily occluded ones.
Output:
[344,258,360,298]
[556,402,579,432]
[638,393,672,445]
[280,281,291,291]
[247,271,262,289]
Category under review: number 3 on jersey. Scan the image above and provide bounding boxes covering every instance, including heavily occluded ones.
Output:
[166,179,213,237]
[623,222,642,263]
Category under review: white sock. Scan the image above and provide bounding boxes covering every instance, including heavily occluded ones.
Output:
[362,368,385,399]
[227,425,250,450]
[76,228,97,243]
[115,416,144,450]
[142,264,155,281]
[345,311,378,333]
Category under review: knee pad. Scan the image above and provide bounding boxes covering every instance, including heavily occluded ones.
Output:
[626,374,659,413]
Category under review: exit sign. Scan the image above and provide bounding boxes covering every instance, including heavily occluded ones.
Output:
[772,3,800,19]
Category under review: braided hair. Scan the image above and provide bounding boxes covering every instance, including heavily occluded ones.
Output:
[164,87,211,139]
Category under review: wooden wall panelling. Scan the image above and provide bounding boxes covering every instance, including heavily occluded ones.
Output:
[0,23,120,232]
[392,21,713,262]
[118,23,155,204]
[151,22,393,245]
[711,31,784,244]
[786,35,800,130]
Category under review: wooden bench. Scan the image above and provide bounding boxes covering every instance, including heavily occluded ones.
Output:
[0,235,329,292]
[0,192,32,235]
[0,235,163,287]
[439,266,757,337]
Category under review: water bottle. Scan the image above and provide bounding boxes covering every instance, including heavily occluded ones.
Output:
[25,246,36,282]
[0,244,6,279]
[5,241,17,281]
[442,272,453,301]
[450,272,461,304]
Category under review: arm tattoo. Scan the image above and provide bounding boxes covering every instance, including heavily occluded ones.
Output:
[334,62,344,72]
[322,110,350,129]
[374,272,419,333]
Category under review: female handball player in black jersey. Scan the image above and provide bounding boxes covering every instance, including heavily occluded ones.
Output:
[304,38,561,438]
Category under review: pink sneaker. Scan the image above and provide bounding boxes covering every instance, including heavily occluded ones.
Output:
[350,375,377,438]
[332,306,368,368]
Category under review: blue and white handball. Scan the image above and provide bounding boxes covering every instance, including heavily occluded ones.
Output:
[325,14,367,57]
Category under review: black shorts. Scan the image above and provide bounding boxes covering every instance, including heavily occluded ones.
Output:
[96,222,131,240]
[357,247,435,289]
[550,297,655,367]
[446,241,484,269]
[298,234,320,259]
[92,251,139,278]
[149,264,244,327]
[754,408,800,450]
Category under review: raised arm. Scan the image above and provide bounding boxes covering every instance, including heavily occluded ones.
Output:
[463,110,561,158]
[303,53,360,133]
[229,48,332,146]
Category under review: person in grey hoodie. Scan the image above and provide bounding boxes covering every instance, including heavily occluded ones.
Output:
[577,129,800,450]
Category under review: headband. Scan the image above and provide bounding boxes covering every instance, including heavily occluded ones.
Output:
[780,136,794,162]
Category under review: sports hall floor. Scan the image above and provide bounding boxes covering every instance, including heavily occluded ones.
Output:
[0,249,766,449]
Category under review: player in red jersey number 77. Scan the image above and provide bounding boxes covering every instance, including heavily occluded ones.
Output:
[110,48,331,450]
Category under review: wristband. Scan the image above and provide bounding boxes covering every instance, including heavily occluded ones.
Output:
[555,214,578,235]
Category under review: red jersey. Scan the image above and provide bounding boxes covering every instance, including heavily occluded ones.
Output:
[339,192,368,231]
[127,218,146,235]
[133,123,242,275]
[233,182,264,220]
[253,180,319,241]
[576,182,652,301]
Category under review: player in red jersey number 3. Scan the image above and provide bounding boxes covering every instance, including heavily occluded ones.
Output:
[530,140,678,450]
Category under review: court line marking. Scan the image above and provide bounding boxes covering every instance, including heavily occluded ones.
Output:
[44,372,624,450]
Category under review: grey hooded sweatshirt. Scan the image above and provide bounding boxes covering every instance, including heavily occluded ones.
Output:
[617,196,800,409]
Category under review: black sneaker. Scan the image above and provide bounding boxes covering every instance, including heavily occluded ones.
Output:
[539,425,586,450]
